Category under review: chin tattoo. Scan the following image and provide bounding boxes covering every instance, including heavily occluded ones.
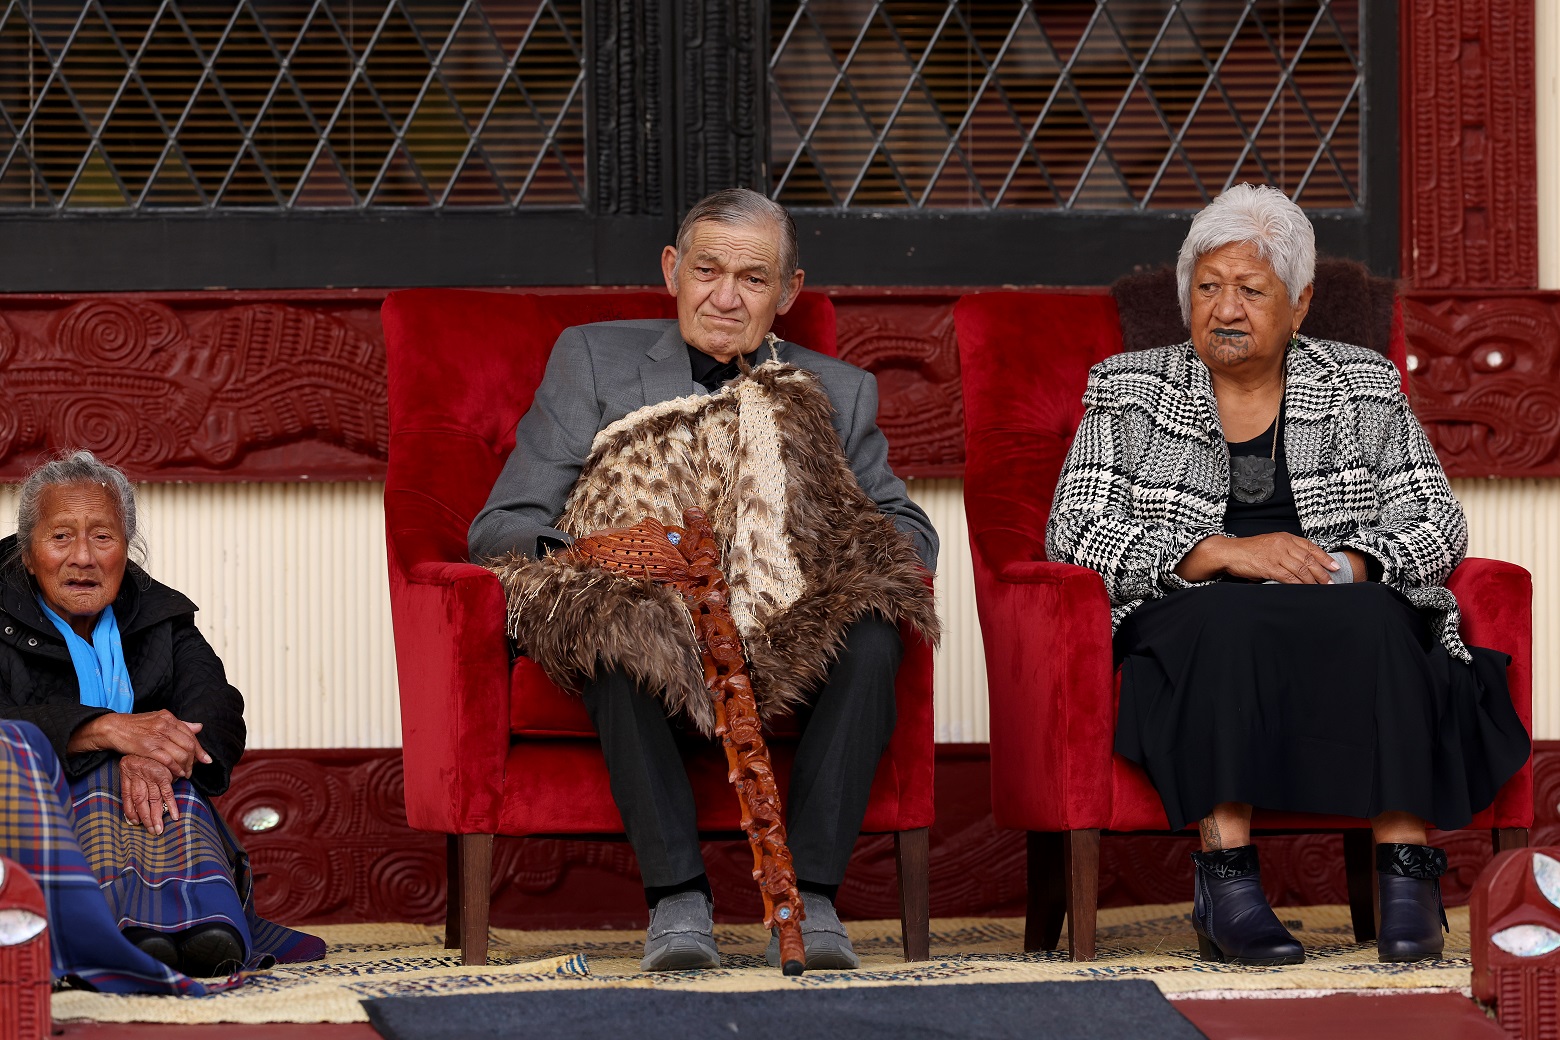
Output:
[1207,333,1251,366]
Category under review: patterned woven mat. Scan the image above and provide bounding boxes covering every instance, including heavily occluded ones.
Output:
[52,903,1475,1024]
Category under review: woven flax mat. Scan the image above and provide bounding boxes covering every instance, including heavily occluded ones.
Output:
[52,903,1476,1025]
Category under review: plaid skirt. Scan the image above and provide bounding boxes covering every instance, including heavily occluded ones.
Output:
[0,719,325,994]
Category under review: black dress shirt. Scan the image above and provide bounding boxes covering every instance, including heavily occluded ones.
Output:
[687,342,761,392]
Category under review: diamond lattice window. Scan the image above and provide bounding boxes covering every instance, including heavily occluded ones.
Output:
[0,1,585,212]
[770,0,1363,211]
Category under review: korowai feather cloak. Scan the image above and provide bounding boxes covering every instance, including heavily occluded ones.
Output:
[488,359,941,736]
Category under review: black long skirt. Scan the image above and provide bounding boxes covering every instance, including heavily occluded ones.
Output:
[1113,582,1531,832]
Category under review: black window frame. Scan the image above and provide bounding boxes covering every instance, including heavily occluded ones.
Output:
[0,0,1396,292]
[770,0,1400,285]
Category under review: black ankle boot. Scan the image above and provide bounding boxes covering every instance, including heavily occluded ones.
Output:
[123,926,180,971]
[1192,846,1305,965]
[176,923,246,977]
[1377,844,1449,963]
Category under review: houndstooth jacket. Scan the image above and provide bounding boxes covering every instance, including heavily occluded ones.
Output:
[1045,335,1472,660]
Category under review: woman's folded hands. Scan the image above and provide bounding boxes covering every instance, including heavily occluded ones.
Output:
[68,709,212,778]
[1178,533,1368,585]
[68,710,213,834]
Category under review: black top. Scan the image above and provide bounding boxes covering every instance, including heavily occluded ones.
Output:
[0,533,246,794]
[686,341,761,391]
[1222,418,1304,538]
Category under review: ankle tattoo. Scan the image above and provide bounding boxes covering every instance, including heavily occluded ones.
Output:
[1200,816,1224,851]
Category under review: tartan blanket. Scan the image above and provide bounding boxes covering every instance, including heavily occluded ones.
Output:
[0,719,324,995]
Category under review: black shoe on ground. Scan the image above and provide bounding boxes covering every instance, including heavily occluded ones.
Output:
[1191,845,1306,966]
[1377,843,1449,963]
[176,923,246,977]
[123,926,180,971]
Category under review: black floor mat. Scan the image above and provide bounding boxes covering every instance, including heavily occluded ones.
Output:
[363,979,1208,1039]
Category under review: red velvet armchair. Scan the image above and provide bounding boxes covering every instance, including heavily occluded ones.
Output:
[382,288,935,965]
[955,289,1534,961]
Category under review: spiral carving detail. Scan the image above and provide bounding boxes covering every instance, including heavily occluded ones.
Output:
[58,301,165,367]
[53,396,151,465]
[368,849,448,921]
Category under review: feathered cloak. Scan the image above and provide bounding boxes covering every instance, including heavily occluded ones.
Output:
[489,360,940,736]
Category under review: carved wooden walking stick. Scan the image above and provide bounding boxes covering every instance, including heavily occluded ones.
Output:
[564,508,808,975]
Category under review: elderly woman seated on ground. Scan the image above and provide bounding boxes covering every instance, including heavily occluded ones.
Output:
[1046,184,1529,967]
[0,450,323,994]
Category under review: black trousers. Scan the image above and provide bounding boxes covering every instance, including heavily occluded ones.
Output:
[581,615,902,888]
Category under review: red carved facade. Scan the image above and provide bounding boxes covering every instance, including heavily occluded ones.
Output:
[216,744,1559,928]
[832,293,965,479]
[1400,0,1538,290]
[0,293,387,481]
[1404,292,1560,475]
[0,285,1550,482]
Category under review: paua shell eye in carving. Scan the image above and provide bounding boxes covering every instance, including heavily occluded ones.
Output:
[242,806,282,833]
[1490,854,1560,957]
[1492,925,1560,958]
[0,908,46,946]
[1532,853,1560,908]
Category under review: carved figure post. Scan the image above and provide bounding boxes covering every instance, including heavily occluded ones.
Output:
[564,509,808,974]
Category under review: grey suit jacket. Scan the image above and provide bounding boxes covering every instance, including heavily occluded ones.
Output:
[469,319,939,570]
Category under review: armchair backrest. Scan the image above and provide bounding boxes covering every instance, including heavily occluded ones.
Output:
[954,293,1123,573]
[381,289,838,574]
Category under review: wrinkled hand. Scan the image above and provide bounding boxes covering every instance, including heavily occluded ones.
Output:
[1178,533,1341,584]
[69,710,211,778]
[119,754,178,835]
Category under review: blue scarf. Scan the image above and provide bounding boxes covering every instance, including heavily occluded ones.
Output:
[35,598,134,714]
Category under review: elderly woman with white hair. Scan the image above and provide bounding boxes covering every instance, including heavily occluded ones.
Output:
[1047,184,1529,967]
[0,450,322,993]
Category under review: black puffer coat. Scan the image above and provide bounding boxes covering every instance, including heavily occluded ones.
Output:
[0,534,245,795]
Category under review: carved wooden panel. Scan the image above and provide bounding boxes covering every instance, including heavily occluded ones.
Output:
[0,293,387,481]
[832,294,966,479]
[1404,292,1560,477]
[218,744,1549,928]
[1401,0,1537,290]
[3,286,1557,483]
[672,0,766,208]
[590,0,667,217]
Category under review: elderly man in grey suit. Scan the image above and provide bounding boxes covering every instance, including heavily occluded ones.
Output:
[470,188,937,972]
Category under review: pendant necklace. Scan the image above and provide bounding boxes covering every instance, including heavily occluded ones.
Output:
[1229,369,1286,505]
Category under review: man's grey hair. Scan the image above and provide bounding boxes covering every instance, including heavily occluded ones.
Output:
[15,449,146,565]
[1176,182,1316,324]
[674,188,800,302]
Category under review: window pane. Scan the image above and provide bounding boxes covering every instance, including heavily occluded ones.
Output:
[769,0,1362,211]
[0,1,586,212]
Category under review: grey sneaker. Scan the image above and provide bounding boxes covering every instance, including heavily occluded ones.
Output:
[640,890,720,971]
[764,891,860,970]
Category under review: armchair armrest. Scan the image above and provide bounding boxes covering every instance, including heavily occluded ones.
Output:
[1447,557,1532,669]
[974,555,1118,831]
[1447,557,1534,828]
[388,546,511,834]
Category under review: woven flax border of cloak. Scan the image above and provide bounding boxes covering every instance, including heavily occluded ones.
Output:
[489,361,940,736]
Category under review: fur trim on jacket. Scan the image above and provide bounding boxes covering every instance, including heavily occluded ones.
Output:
[490,360,940,735]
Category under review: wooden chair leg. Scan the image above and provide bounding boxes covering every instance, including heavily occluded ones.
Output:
[894,827,931,961]
[444,834,462,950]
[458,833,494,966]
[1343,830,1378,943]
[1494,827,1529,854]
[1064,829,1101,962]
[1025,831,1066,953]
